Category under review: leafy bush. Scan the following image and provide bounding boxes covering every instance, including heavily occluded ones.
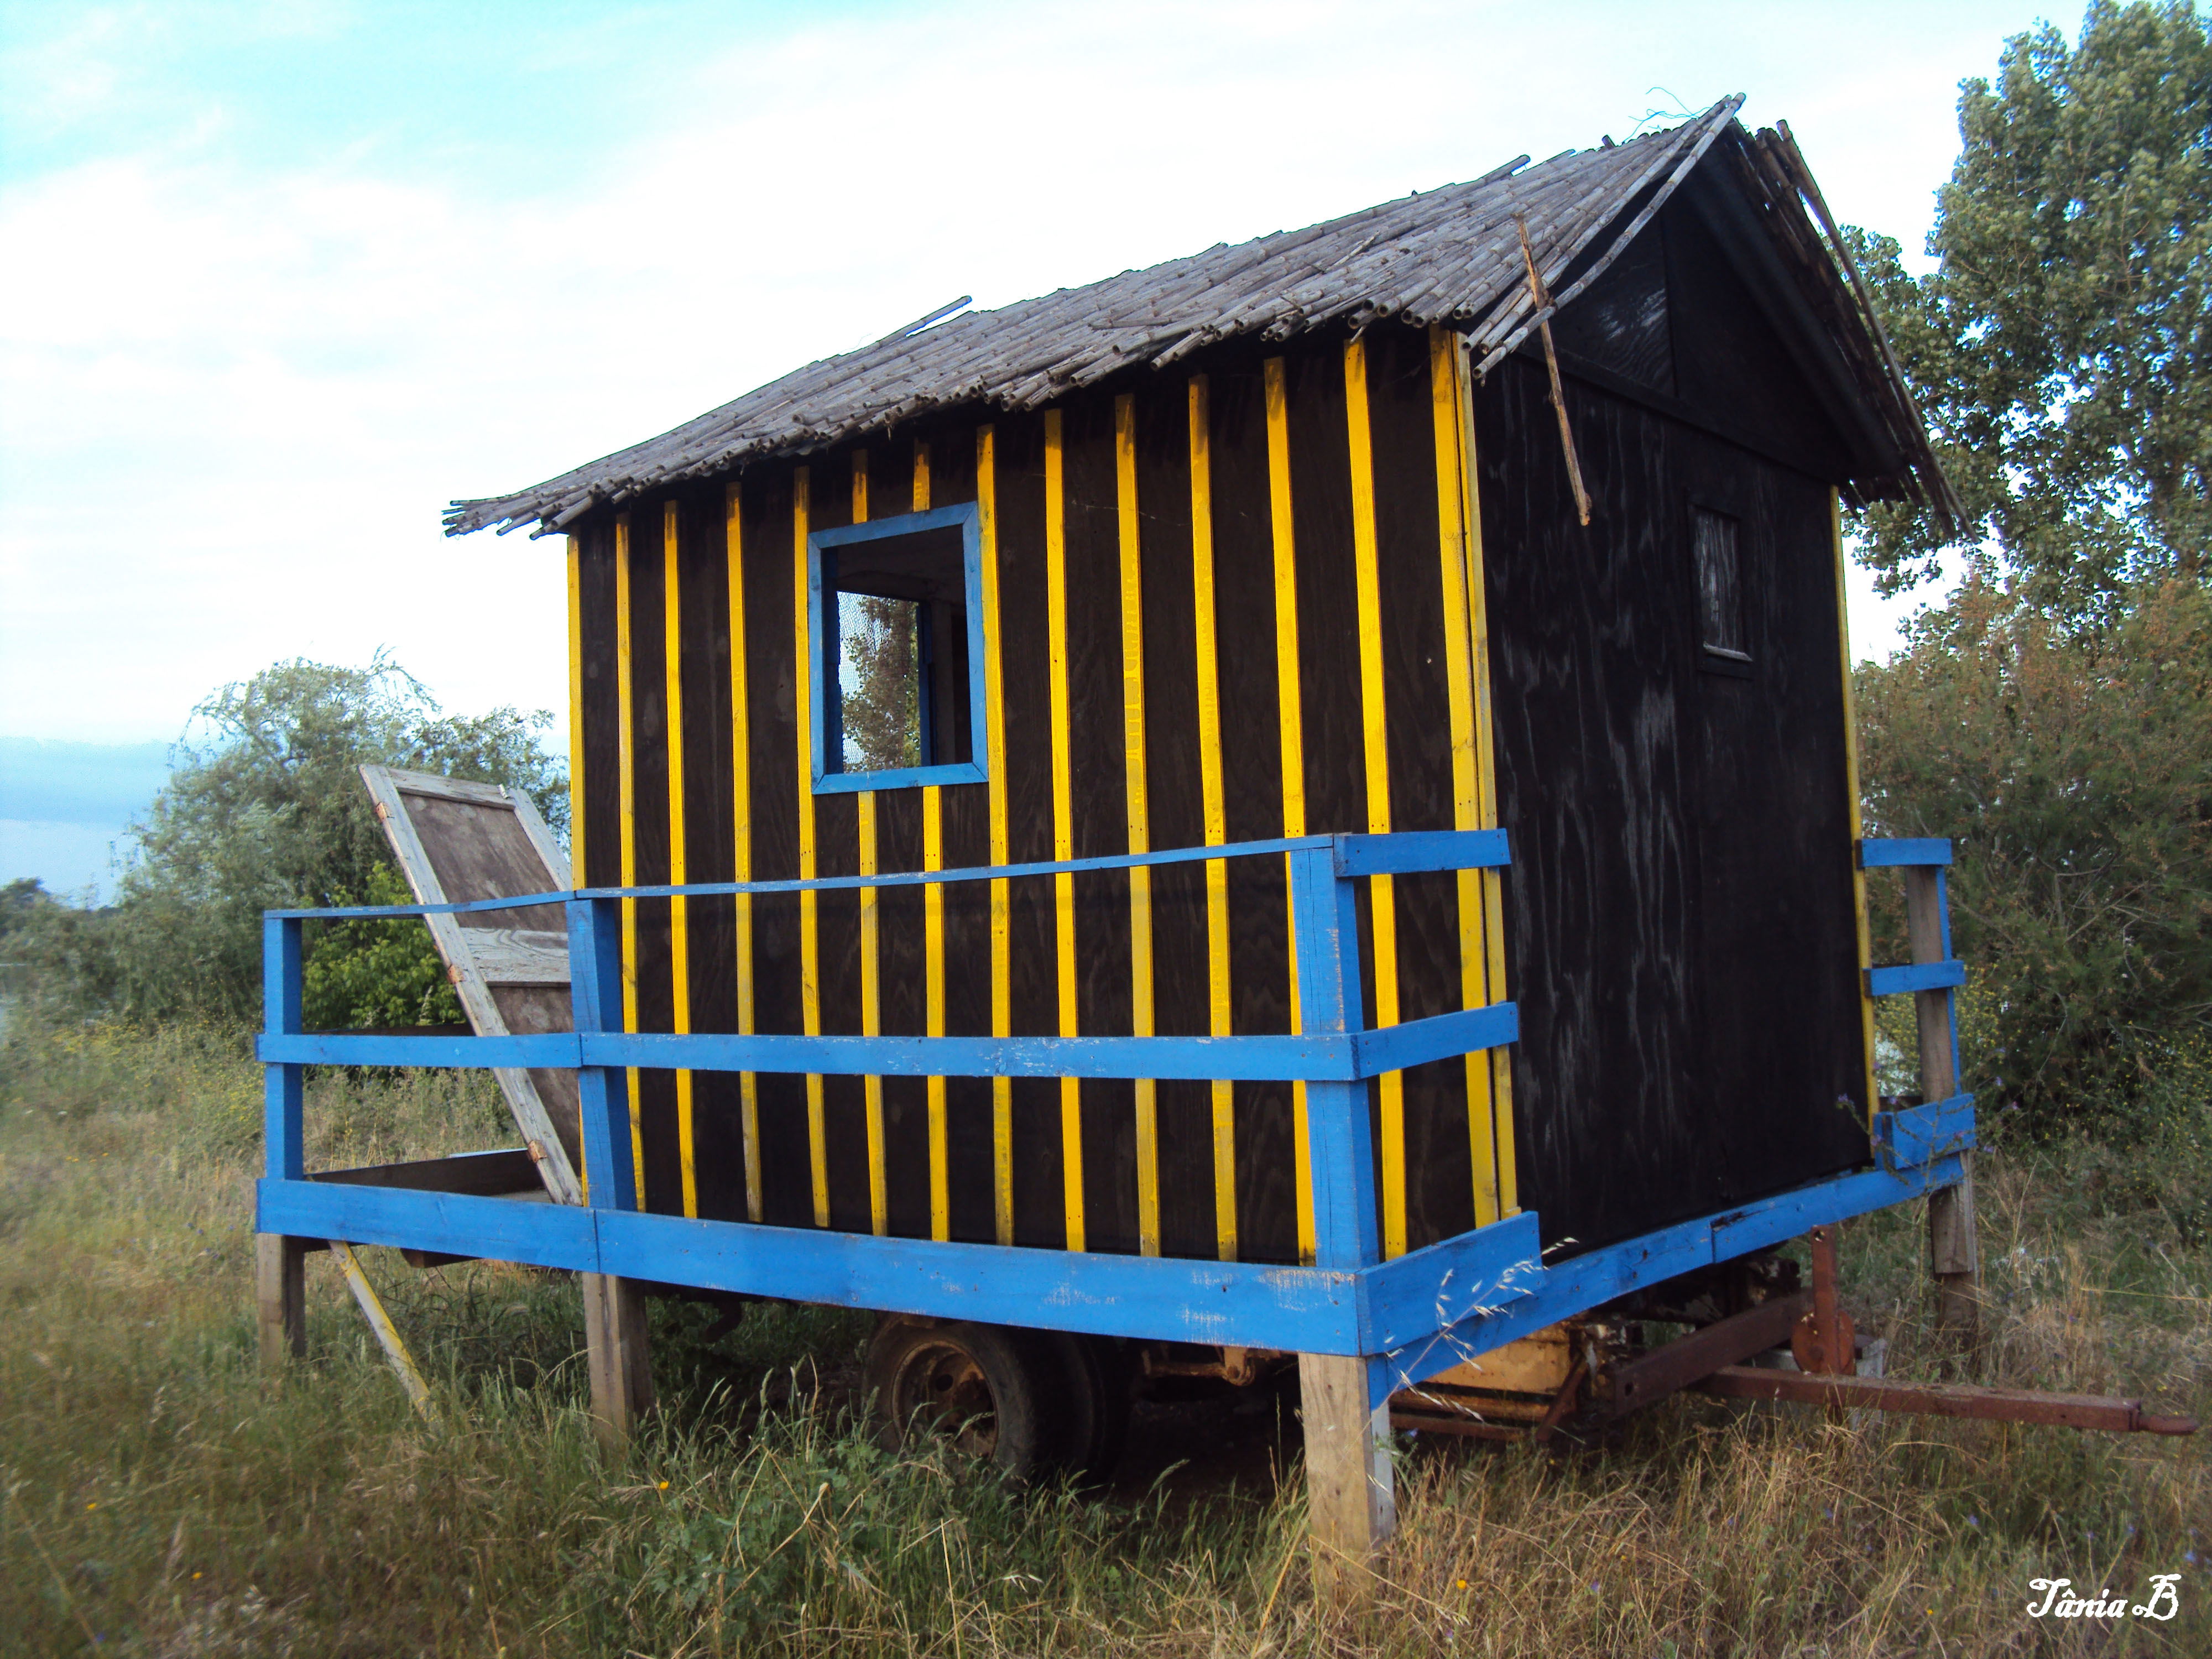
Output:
[1858,577,2212,1123]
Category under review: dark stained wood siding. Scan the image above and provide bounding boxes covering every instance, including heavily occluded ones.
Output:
[570,290,1871,1266]
[1475,343,1867,1255]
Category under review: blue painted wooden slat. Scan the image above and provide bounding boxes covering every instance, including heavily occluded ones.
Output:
[1706,1157,1966,1260]
[569,896,633,1209]
[263,916,304,1182]
[814,761,988,795]
[258,1155,1969,1381]
[587,1029,1357,1082]
[1381,1212,1714,1393]
[254,1178,1368,1353]
[1380,1154,1969,1392]
[258,1179,601,1270]
[1871,1093,1977,1171]
[1360,1209,1542,1352]
[259,1034,582,1069]
[269,826,1517,921]
[1349,1003,1518,1076]
[269,890,575,921]
[575,837,1332,900]
[1868,960,1966,996]
[1859,837,1953,868]
[255,1022,1526,1083]
[811,501,979,548]
[1330,828,1509,877]
[594,1209,1361,1349]
[1291,846,1381,1272]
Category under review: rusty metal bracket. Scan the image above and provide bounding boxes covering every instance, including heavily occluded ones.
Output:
[1792,1224,1856,1375]
[1599,1290,1812,1418]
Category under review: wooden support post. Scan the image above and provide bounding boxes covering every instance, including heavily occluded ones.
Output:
[1297,1354,1396,1592]
[1905,864,1979,1345]
[258,916,307,1375]
[582,1272,654,1446]
[569,893,654,1443]
[1287,847,1394,1589]
[255,1233,306,1371]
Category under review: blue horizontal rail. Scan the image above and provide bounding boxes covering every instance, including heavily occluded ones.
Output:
[1868,959,1966,997]
[257,822,1978,1380]
[1859,836,1953,868]
[1871,1092,1976,1172]
[1378,1139,1970,1397]
[259,828,1520,1338]
[268,829,1512,920]
[258,999,1521,1084]
[249,1098,1973,1387]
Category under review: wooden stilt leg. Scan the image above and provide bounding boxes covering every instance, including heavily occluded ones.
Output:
[582,1272,653,1445]
[255,1234,306,1372]
[1904,864,1979,1347]
[1929,1166,1980,1341]
[1299,1353,1395,1597]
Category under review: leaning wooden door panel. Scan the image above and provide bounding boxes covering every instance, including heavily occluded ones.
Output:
[359,764,583,1203]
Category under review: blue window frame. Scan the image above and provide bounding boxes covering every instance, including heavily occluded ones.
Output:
[808,501,990,794]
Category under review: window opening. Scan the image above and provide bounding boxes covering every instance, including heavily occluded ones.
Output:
[811,502,986,791]
[1693,507,1749,662]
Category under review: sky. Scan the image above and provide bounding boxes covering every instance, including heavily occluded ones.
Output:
[0,0,2049,895]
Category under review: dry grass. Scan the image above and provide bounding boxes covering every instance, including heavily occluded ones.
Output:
[1,1013,2206,1656]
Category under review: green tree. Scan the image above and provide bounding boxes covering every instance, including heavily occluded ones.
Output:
[838,595,922,771]
[1843,3,2212,1123]
[33,656,565,1027]
[1850,0,2212,621]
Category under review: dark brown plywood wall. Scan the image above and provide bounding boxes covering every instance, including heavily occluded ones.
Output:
[569,315,1867,1271]
[1362,326,1480,1250]
[1203,357,1298,1262]
[1475,352,1865,1255]
[621,513,682,1217]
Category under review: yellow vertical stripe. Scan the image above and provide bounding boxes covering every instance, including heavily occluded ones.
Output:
[1188,376,1237,1262]
[978,426,1014,1245]
[1451,331,1517,1216]
[567,536,586,889]
[1833,488,1879,1128]
[566,534,588,1199]
[791,466,827,1227]
[915,442,951,1241]
[852,455,889,1236]
[1344,338,1407,1260]
[1114,394,1159,1256]
[1265,358,1316,1265]
[614,514,646,1207]
[726,483,762,1223]
[664,502,697,1219]
[859,789,885,1233]
[1044,409,1086,1253]
[1429,328,1500,1226]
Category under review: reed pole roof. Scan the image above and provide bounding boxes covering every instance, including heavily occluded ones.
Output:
[449,99,1957,540]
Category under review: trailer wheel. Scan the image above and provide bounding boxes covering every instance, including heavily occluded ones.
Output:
[868,1319,1055,1479]
[1040,1331,1129,1484]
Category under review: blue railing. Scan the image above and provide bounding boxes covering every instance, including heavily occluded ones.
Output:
[254,830,1975,1396]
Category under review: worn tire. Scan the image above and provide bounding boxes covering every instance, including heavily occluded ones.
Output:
[1039,1332,1130,1485]
[867,1319,1056,1481]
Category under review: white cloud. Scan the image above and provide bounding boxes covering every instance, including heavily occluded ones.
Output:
[0,0,2022,743]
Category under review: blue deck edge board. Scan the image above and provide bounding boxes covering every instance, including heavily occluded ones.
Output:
[259,1098,1971,1383]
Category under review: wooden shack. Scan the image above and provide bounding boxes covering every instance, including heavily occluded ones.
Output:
[446,96,1950,1272]
[258,97,1982,1572]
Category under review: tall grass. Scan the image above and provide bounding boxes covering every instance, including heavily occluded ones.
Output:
[2,1013,2206,1656]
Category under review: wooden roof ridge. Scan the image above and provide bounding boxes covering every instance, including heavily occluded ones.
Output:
[446,97,1953,539]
